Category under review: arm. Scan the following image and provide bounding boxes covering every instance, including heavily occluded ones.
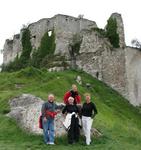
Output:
[41,103,47,122]
[41,103,46,117]
[62,105,67,114]
[76,95,81,104]
[63,91,71,104]
[93,103,98,115]
[55,103,64,110]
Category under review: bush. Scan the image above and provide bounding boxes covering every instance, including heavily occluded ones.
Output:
[69,34,82,55]
[92,28,107,38]
[2,28,32,72]
[31,30,56,68]
[106,17,119,48]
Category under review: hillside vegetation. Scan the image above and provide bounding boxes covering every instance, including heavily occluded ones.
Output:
[0,67,141,150]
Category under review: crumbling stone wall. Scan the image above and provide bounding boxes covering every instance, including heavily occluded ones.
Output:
[3,34,22,64]
[76,30,127,99]
[3,14,97,64]
[4,13,141,106]
[125,47,141,106]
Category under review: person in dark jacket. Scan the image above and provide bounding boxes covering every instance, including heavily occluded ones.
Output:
[62,96,80,144]
[63,84,81,104]
[41,94,60,145]
[81,93,98,145]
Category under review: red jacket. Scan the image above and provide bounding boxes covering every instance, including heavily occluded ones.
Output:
[46,111,58,118]
[64,90,81,104]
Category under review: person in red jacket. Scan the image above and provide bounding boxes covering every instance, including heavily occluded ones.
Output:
[64,84,81,104]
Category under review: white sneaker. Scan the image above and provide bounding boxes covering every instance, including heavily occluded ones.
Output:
[49,142,55,145]
[86,142,90,145]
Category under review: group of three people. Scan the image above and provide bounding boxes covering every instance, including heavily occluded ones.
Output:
[41,84,98,145]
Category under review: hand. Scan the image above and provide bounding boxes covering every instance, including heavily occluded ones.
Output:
[56,110,61,113]
[43,117,47,122]
[91,114,96,118]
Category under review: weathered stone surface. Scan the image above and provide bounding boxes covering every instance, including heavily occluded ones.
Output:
[3,35,22,64]
[3,14,97,65]
[7,94,102,137]
[7,94,44,134]
[125,47,141,106]
[3,13,141,106]
[76,48,127,99]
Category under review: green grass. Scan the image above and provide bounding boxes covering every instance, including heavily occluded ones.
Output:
[0,67,141,150]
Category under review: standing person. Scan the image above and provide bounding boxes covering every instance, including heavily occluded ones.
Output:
[41,94,59,145]
[64,84,81,104]
[62,97,80,144]
[81,93,98,145]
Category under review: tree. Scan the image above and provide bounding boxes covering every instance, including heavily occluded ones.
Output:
[106,17,119,48]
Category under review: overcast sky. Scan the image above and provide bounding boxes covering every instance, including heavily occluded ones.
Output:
[0,0,141,65]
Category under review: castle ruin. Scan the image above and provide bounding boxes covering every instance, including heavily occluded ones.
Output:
[3,13,141,106]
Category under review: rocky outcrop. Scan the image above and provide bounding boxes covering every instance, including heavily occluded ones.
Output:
[77,29,127,98]
[7,94,102,137]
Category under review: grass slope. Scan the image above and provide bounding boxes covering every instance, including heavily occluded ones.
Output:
[0,67,141,150]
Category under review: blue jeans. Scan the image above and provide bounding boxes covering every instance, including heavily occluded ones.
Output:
[42,118,55,143]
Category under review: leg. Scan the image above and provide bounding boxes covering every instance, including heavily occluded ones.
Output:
[74,117,80,142]
[42,119,49,144]
[85,117,93,145]
[68,128,73,144]
[82,116,87,137]
[68,115,75,144]
[48,119,55,144]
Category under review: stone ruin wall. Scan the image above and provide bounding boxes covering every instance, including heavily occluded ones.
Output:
[125,47,141,105]
[3,13,141,106]
[3,34,22,64]
[76,30,128,100]
[3,14,97,64]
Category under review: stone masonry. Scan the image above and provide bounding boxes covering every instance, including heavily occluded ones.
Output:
[3,13,141,106]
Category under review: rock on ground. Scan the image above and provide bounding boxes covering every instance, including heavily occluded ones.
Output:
[7,94,102,137]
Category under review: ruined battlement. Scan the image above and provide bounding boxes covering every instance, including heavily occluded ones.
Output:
[4,13,141,106]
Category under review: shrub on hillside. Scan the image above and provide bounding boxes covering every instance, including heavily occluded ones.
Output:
[31,30,56,68]
[106,17,120,48]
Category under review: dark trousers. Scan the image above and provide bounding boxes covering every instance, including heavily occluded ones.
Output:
[68,115,80,144]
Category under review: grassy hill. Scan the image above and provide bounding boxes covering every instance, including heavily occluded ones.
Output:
[0,67,141,150]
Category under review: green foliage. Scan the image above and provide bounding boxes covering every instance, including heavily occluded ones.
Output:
[92,28,107,38]
[40,30,56,56]
[21,28,32,60]
[106,17,120,48]
[31,30,56,68]
[19,28,32,67]
[2,28,32,72]
[2,29,56,71]
[69,34,82,54]
[0,68,141,149]
[2,55,21,72]
[40,55,69,69]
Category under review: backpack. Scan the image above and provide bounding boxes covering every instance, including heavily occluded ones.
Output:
[39,115,43,129]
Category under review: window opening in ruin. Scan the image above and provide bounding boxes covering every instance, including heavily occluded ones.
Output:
[48,31,52,37]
